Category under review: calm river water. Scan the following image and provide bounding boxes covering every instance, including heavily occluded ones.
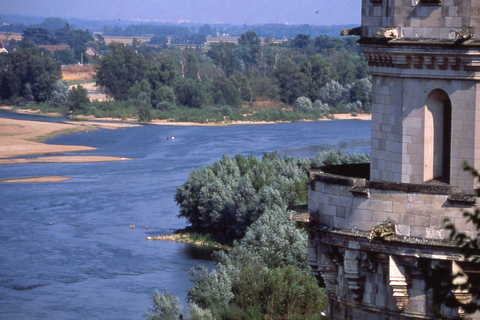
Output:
[0,113,370,319]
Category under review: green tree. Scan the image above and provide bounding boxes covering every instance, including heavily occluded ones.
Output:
[349,78,372,112]
[54,49,75,65]
[176,79,205,109]
[207,42,238,77]
[68,85,90,112]
[335,52,356,85]
[237,31,261,68]
[49,80,69,108]
[198,24,214,37]
[149,35,168,45]
[290,33,311,50]
[144,54,177,91]
[303,54,337,101]
[153,85,177,109]
[95,34,107,53]
[293,96,313,113]
[185,52,199,80]
[39,17,68,31]
[95,42,145,101]
[318,80,348,109]
[22,27,55,45]
[187,303,214,320]
[0,48,61,102]
[212,76,241,107]
[144,290,183,320]
[187,205,327,319]
[135,92,153,122]
[23,83,34,102]
[275,58,309,104]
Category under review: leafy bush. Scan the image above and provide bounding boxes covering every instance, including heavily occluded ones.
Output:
[49,80,69,108]
[293,96,313,113]
[67,85,90,112]
[187,205,328,319]
[144,290,183,320]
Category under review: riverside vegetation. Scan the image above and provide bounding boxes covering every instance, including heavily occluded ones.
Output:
[1,18,371,123]
[144,150,370,320]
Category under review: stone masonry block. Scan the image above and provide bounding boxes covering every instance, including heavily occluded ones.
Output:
[402,214,416,225]
[406,202,425,214]
[396,224,411,236]
[386,212,401,223]
[414,214,430,227]
[371,210,387,222]
[410,226,426,238]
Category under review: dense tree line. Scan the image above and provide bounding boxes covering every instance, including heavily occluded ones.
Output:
[21,24,94,48]
[0,47,61,103]
[3,23,371,122]
[4,21,102,65]
[92,30,371,122]
[146,150,369,319]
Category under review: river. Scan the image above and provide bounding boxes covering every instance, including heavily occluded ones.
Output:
[0,113,371,319]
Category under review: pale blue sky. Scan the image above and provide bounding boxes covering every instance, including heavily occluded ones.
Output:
[1,0,361,25]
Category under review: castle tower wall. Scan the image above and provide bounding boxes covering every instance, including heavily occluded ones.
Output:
[308,0,480,318]
[362,0,480,40]
[367,63,480,191]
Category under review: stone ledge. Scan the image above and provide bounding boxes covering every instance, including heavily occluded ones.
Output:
[310,226,460,258]
[367,180,458,195]
[310,170,459,195]
[447,193,477,207]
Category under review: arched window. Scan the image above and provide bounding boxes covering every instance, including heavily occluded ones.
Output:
[424,89,451,183]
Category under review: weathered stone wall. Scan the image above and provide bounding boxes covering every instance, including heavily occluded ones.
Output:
[308,173,477,239]
[308,228,466,319]
[363,43,480,191]
[362,0,480,40]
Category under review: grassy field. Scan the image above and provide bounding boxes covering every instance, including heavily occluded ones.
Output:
[61,65,96,83]
[0,32,22,41]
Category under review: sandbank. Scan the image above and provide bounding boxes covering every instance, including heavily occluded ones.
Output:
[0,115,136,182]
[0,176,73,183]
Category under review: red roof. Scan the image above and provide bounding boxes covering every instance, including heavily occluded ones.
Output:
[38,45,69,54]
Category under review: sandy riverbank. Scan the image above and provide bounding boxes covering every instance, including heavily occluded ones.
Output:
[0,116,137,182]
[150,113,371,126]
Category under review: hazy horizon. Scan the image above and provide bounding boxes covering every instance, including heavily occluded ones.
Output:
[1,0,361,26]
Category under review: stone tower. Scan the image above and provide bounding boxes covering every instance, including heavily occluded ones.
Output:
[308,0,480,319]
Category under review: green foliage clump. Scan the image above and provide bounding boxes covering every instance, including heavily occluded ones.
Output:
[175,151,369,243]
[67,85,90,112]
[293,96,313,113]
[144,290,183,320]
[49,80,69,108]
[175,153,307,242]
[0,47,61,103]
[187,205,328,320]
[150,151,369,319]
